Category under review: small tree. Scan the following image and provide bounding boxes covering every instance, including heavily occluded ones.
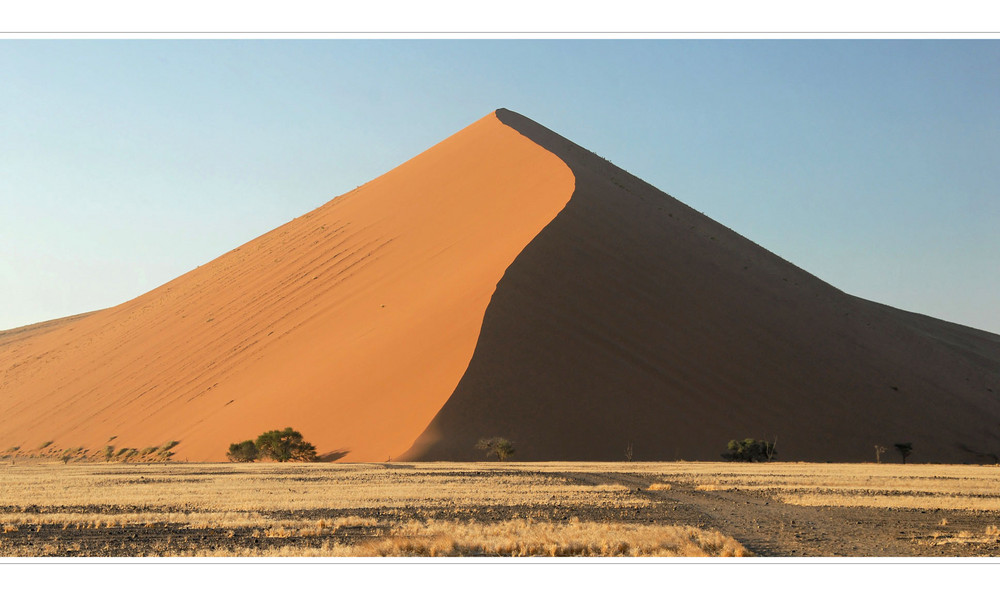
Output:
[475,437,515,462]
[874,444,886,464]
[894,442,913,464]
[722,438,777,463]
[624,441,634,462]
[254,428,317,462]
[227,440,258,462]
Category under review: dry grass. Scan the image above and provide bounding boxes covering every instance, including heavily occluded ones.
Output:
[155,519,747,557]
[0,461,740,557]
[670,462,1000,511]
[0,462,647,513]
[3,460,997,557]
[920,525,1000,547]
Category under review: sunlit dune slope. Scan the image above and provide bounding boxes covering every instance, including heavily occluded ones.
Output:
[0,112,574,462]
[401,109,1000,463]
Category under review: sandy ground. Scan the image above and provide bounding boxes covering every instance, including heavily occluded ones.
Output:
[1,462,997,557]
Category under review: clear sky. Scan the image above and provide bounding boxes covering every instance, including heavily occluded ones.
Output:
[1,40,998,333]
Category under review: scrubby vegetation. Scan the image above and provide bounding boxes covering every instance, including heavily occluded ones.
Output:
[476,437,515,461]
[2,440,178,463]
[227,440,258,462]
[722,438,777,462]
[226,428,317,462]
[874,444,887,463]
[895,442,913,464]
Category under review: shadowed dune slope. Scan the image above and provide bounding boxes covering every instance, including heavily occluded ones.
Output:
[0,112,574,462]
[401,109,1000,463]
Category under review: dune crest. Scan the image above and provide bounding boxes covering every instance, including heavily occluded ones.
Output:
[401,109,1000,463]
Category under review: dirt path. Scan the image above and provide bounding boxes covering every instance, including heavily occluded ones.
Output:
[552,470,996,557]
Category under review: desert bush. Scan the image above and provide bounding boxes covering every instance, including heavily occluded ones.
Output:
[61,447,82,464]
[157,441,180,461]
[101,445,115,462]
[227,440,259,463]
[3,446,20,464]
[38,441,53,450]
[874,444,887,464]
[895,442,913,464]
[722,438,777,463]
[254,428,317,462]
[475,437,515,462]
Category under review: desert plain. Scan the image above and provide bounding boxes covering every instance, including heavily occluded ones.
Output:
[1,460,999,557]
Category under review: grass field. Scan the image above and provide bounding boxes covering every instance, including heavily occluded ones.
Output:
[1,461,998,557]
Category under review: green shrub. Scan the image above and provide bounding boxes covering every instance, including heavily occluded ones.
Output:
[254,428,317,462]
[227,440,259,462]
[722,438,777,462]
[475,437,515,462]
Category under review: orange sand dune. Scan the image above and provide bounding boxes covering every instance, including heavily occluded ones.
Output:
[3,109,1000,464]
[0,112,573,462]
[402,109,1000,463]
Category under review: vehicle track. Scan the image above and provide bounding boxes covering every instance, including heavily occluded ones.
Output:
[551,470,969,556]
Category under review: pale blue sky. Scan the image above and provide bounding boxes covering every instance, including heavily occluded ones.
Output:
[1,40,998,332]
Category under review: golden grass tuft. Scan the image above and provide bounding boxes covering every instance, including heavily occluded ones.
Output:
[182,519,749,558]
[647,483,672,491]
[361,519,749,557]
[695,484,726,491]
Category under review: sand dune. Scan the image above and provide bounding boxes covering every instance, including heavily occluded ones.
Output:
[0,112,573,462]
[3,109,999,463]
[400,109,1000,463]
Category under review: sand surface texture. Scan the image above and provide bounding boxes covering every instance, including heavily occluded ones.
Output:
[3,109,999,463]
[402,109,1000,463]
[0,112,573,462]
